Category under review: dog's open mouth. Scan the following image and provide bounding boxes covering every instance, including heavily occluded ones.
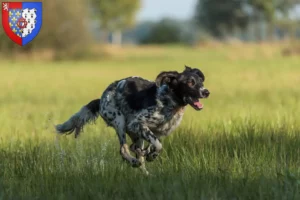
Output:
[186,97,203,110]
[193,100,203,109]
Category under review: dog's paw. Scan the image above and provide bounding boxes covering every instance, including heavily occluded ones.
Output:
[131,158,142,168]
[146,152,159,162]
[121,156,142,168]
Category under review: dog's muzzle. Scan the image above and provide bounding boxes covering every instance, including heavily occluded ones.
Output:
[200,88,210,98]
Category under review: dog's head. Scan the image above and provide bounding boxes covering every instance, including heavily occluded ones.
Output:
[156,65,210,110]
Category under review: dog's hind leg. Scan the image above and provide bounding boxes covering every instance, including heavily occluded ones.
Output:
[112,117,141,167]
[99,89,141,167]
[100,109,141,167]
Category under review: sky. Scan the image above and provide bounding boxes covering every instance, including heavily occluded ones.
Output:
[136,0,198,22]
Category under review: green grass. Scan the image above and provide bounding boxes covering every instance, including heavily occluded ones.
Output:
[1,45,300,199]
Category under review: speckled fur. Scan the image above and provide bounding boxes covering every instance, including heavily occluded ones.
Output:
[99,78,187,166]
[56,66,209,174]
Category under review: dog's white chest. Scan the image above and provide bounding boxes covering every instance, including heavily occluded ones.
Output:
[149,108,185,137]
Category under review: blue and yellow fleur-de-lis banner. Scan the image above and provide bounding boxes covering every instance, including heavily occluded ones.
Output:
[9,9,23,37]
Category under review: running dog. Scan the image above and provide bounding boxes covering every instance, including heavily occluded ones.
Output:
[55,65,210,174]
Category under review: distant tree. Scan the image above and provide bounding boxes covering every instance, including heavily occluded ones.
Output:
[248,0,299,40]
[139,18,181,44]
[275,0,300,39]
[40,0,91,55]
[195,0,250,39]
[90,0,140,45]
[124,21,155,42]
[248,0,276,41]
[249,0,275,20]
[275,0,298,15]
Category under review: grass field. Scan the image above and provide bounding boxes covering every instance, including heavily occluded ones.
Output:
[1,44,300,199]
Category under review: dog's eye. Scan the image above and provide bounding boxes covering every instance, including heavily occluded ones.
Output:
[187,79,196,87]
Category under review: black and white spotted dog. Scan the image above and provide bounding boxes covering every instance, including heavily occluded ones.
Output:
[55,66,210,174]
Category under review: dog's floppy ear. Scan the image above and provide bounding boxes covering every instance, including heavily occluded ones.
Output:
[155,71,179,87]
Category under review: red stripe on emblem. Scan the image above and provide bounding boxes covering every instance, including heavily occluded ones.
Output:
[2,2,22,46]
[7,2,22,9]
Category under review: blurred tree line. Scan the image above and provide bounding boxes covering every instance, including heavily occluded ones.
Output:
[140,0,300,44]
[138,18,197,45]
[195,0,300,41]
[0,0,299,59]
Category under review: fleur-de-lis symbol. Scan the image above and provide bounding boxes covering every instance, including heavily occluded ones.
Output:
[3,3,9,11]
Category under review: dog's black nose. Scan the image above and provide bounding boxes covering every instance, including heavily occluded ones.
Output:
[202,89,210,97]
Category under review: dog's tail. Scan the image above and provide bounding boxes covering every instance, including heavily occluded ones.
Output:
[55,99,100,138]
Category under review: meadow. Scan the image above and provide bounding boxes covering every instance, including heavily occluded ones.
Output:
[0,44,300,199]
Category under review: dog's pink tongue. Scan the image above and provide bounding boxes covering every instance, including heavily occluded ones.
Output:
[194,101,203,109]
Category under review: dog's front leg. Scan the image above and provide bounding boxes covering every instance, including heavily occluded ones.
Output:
[128,121,162,162]
[139,126,162,162]
[130,139,149,175]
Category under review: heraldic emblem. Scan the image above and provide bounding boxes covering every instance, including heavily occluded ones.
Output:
[2,2,42,46]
